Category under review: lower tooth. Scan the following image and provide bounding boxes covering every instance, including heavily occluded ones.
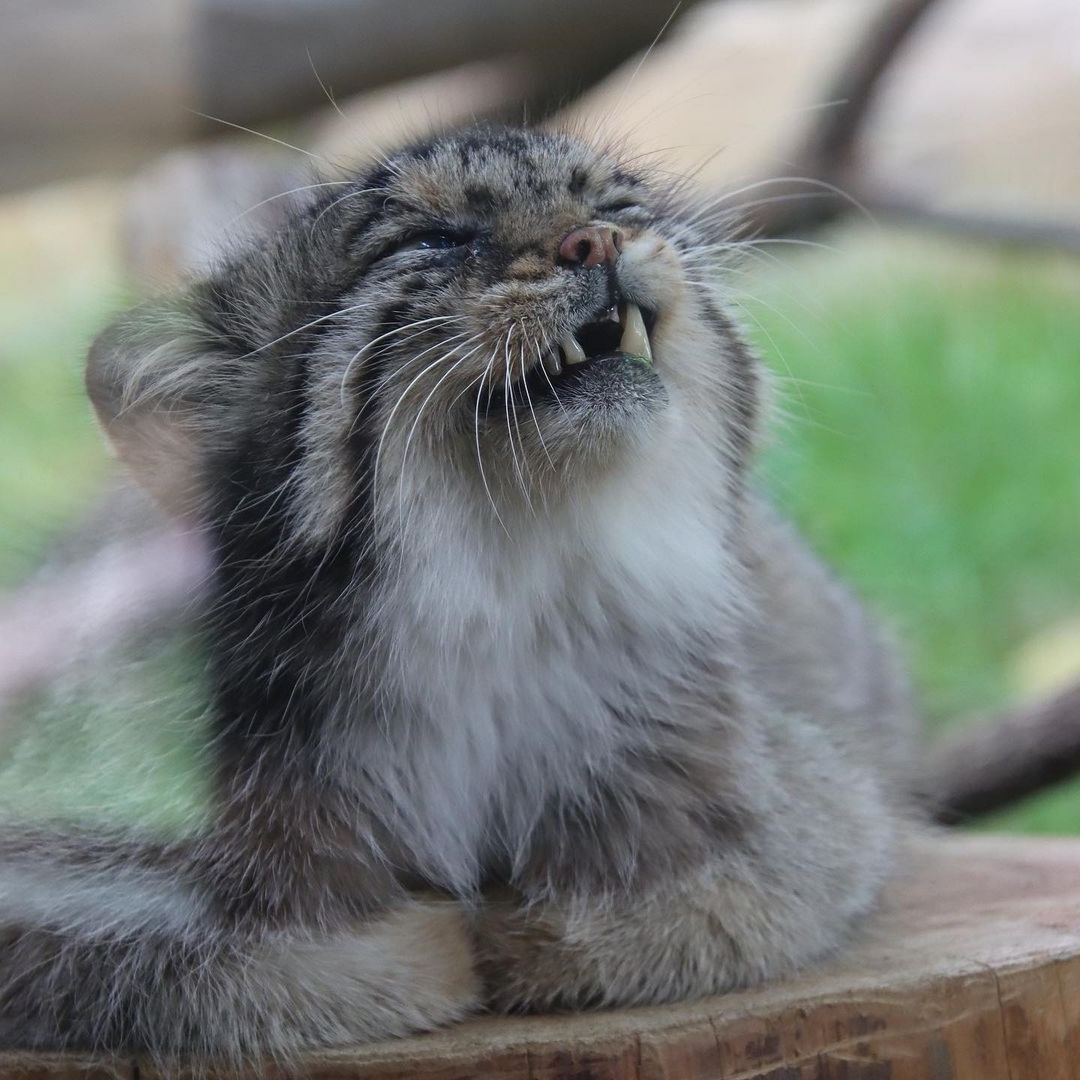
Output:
[542,349,562,377]
[619,303,652,365]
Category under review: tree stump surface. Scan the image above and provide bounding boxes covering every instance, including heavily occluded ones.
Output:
[2,834,1078,1079]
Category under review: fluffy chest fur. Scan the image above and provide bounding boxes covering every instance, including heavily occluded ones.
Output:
[358,432,742,891]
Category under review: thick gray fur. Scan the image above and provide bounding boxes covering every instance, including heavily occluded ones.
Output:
[0,126,917,1063]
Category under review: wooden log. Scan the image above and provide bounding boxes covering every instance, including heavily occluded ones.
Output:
[0,0,193,191]
[197,0,696,129]
[1,834,1078,1078]
[0,0,695,194]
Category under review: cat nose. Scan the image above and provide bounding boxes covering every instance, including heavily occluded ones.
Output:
[558,224,622,269]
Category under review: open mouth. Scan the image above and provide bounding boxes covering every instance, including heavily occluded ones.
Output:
[529,300,657,393]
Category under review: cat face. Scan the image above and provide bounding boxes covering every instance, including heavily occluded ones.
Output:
[88,127,758,543]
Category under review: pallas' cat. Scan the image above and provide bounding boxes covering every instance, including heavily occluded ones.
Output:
[0,126,916,1062]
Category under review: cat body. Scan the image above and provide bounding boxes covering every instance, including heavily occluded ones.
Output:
[0,127,915,1061]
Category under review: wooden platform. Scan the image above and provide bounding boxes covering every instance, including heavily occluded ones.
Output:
[2,834,1078,1079]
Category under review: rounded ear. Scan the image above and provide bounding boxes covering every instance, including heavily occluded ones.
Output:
[86,297,232,518]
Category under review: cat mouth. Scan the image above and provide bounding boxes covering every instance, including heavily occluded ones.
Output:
[524,300,657,399]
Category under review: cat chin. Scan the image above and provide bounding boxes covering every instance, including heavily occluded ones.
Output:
[532,354,668,448]
[468,373,670,498]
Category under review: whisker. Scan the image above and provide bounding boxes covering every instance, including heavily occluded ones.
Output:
[681,175,873,230]
[395,347,482,526]
[502,327,534,512]
[309,186,388,235]
[371,350,464,512]
[598,2,684,137]
[339,315,469,409]
[523,332,557,472]
[360,330,480,408]
[240,304,368,359]
[307,48,347,121]
[189,111,331,164]
[348,330,478,428]
[726,296,811,424]
[535,341,571,424]
[474,351,511,539]
[228,181,355,226]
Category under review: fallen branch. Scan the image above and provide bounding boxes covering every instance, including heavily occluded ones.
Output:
[0,0,698,194]
[742,0,943,238]
[802,0,943,170]
[197,0,697,126]
[731,0,1080,256]
[847,190,1080,256]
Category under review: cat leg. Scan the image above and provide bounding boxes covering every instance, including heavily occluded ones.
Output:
[0,828,479,1061]
[473,838,884,1014]
[476,712,904,1012]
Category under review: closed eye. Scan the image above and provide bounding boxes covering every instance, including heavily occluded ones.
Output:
[382,230,475,259]
[595,199,642,216]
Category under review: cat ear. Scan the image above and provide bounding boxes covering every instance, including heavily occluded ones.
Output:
[86,295,234,517]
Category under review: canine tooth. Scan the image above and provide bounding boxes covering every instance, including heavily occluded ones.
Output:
[560,333,587,366]
[542,348,563,377]
[619,303,652,364]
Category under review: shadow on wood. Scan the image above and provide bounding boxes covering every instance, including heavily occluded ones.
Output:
[1,834,1077,1078]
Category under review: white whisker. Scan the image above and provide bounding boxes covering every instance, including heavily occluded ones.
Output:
[239,304,371,359]
[189,111,330,164]
[309,186,389,235]
[372,352,464,511]
[499,329,534,515]
[348,330,478,426]
[523,332,556,473]
[601,2,684,136]
[229,181,355,227]
[307,48,347,121]
[473,350,511,539]
[395,347,482,527]
[339,316,468,409]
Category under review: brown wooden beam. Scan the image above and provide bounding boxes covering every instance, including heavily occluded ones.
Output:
[0,0,700,194]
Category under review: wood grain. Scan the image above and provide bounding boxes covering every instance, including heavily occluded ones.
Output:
[1,834,1078,1079]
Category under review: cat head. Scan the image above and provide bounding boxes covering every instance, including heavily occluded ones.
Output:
[88,126,759,548]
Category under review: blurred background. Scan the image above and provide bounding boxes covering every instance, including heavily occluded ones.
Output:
[0,0,1078,833]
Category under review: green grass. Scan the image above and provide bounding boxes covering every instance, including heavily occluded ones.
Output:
[0,266,115,587]
[1,225,1079,833]
[0,252,209,831]
[742,230,1080,832]
[746,232,1080,724]
[0,638,212,833]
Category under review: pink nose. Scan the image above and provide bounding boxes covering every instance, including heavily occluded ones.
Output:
[558,224,622,268]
